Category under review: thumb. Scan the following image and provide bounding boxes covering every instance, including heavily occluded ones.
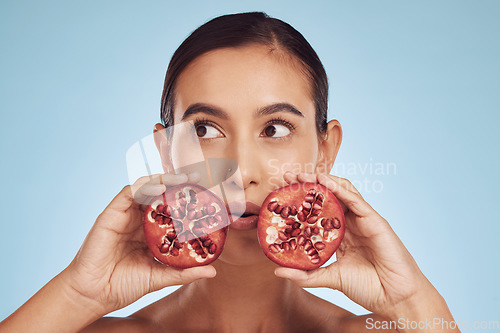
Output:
[274,263,342,290]
[148,264,217,292]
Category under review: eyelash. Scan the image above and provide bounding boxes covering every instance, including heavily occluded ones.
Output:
[192,117,222,141]
[192,117,296,140]
[263,116,296,133]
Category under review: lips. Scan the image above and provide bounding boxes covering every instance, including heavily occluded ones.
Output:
[228,201,261,230]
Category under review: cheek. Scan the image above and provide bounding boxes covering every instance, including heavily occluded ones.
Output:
[169,126,206,169]
[262,140,319,182]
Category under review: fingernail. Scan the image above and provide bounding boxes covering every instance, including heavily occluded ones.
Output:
[188,171,200,178]
[204,266,216,278]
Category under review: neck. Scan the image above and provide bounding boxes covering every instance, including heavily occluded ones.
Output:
[179,260,300,331]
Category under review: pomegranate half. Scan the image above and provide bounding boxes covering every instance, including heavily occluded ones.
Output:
[143,183,229,268]
[258,182,345,270]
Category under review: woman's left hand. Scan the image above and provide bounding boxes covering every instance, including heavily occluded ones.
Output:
[274,172,456,325]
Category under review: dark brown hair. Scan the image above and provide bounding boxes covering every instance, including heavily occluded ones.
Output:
[160,11,328,135]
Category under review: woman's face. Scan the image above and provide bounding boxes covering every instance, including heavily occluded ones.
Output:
[164,44,340,266]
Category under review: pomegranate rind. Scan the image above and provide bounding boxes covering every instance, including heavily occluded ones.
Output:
[142,183,229,268]
[257,182,345,270]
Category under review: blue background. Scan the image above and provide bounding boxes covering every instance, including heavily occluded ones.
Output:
[1,0,499,330]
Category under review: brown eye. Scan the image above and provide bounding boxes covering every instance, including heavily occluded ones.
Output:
[196,126,207,137]
[265,125,277,137]
[195,124,221,139]
[263,124,290,138]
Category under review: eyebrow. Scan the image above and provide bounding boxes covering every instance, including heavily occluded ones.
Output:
[181,102,305,120]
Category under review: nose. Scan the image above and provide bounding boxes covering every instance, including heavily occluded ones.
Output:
[226,137,261,191]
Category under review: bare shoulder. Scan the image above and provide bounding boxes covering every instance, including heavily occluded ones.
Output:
[337,314,399,333]
[80,316,155,333]
[79,289,397,333]
[79,287,186,332]
[80,296,181,333]
[299,291,397,333]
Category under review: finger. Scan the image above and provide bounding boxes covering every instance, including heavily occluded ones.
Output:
[317,174,375,218]
[283,171,320,185]
[134,172,199,205]
[327,174,362,197]
[296,172,320,183]
[138,184,167,196]
[274,264,341,290]
[133,184,167,205]
[135,173,189,188]
[149,264,217,292]
[187,171,201,184]
[98,173,189,228]
[283,171,298,184]
[103,185,137,213]
[131,173,189,205]
[91,185,142,240]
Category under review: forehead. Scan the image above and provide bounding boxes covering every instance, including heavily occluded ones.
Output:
[173,44,314,119]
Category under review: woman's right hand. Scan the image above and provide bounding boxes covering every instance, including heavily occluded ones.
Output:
[61,172,216,316]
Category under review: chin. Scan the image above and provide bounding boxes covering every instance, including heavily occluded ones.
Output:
[217,228,270,266]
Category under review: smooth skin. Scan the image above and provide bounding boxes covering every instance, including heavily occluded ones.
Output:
[0,44,460,333]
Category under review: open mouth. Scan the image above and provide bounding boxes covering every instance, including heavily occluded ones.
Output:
[228,201,261,230]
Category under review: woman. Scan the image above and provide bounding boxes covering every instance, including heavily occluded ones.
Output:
[0,12,459,333]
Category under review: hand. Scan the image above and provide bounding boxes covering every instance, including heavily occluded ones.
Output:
[274,172,448,321]
[61,172,217,315]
